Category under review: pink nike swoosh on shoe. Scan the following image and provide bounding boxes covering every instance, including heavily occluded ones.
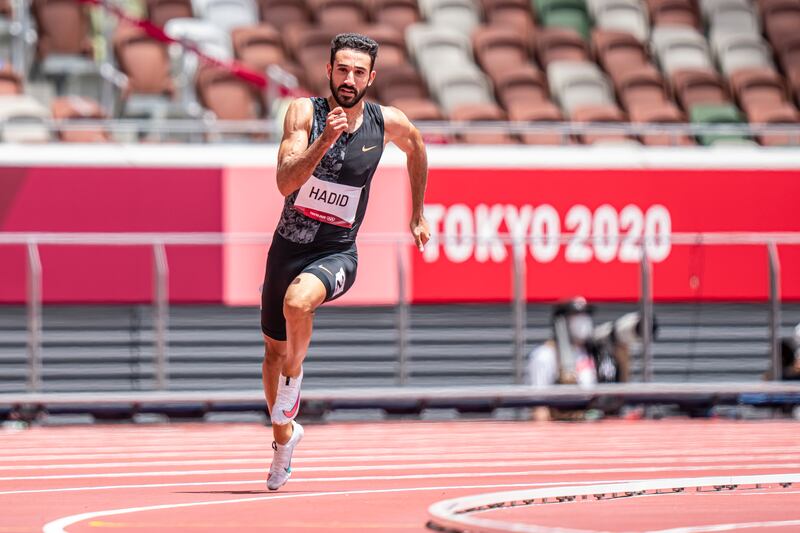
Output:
[282,392,301,419]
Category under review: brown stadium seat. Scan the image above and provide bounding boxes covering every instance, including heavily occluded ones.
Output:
[232,24,286,71]
[729,67,789,115]
[258,0,312,28]
[31,0,93,62]
[51,96,110,143]
[670,68,730,112]
[358,25,407,68]
[789,69,800,106]
[509,101,569,144]
[759,0,800,51]
[369,0,421,32]
[492,64,549,112]
[113,24,174,100]
[629,101,694,145]
[472,25,531,80]
[285,26,338,93]
[372,62,429,104]
[308,0,368,30]
[615,65,668,111]
[646,0,700,28]
[747,102,800,145]
[196,64,264,120]
[591,30,649,81]
[146,0,193,28]
[536,28,590,67]
[0,65,23,95]
[572,104,633,144]
[449,102,517,144]
[389,96,450,142]
[480,0,537,43]
[777,34,800,102]
[0,0,10,18]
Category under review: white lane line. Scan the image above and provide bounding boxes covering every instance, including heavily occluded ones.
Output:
[36,481,641,533]
[648,520,800,533]
[0,476,639,496]
[8,446,800,464]
[4,461,800,483]
[5,452,800,473]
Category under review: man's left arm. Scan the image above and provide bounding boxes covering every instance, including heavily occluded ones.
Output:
[383,106,430,251]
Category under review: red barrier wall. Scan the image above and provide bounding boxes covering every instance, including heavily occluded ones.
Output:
[0,167,223,303]
[1,157,798,304]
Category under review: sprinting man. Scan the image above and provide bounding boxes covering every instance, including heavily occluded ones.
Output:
[261,33,430,490]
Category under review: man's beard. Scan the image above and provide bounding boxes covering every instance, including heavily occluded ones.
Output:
[330,79,368,108]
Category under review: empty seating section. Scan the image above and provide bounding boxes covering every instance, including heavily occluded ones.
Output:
[0,0,796,144]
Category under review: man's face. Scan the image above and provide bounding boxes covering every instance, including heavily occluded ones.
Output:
[327,49,375,108]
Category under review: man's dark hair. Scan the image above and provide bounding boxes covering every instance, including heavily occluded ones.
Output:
[330,33,379,70]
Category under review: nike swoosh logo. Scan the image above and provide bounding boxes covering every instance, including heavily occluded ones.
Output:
[361,145,378,152]
[282,392,301,419]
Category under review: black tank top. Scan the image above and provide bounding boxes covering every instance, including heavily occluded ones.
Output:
[276,97,385,248]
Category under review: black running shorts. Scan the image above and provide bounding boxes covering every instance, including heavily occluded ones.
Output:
[260,233,358,341]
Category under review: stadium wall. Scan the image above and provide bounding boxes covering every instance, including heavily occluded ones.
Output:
[0,144,798,304]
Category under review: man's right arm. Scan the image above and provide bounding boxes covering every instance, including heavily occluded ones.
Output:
[276,98,346,197]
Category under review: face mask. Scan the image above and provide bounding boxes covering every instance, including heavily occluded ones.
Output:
[568,314,593,343]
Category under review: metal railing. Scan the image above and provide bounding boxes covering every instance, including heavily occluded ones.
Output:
[1,231,797,392]
[4,119,800,145]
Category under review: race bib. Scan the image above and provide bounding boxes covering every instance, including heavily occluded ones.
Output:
[293,175,362,228]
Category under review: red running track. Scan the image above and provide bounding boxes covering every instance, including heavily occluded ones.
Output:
[0,419,798,532]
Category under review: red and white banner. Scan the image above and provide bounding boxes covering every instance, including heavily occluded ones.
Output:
[1,156,798,304]
[413,168,800,302]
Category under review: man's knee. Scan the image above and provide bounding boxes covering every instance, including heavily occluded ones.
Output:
[263,337,287,366]
[283,280,322,320]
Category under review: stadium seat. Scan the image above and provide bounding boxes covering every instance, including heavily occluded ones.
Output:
[193,0,259,32]
[113,24,175,116]
[472,25,531,78]
[592,29,650,79]
[480,0,537,42]
[713,34,774,77]
[536,27,590,66]
[231,24,286,73]
[571,103,634,143]
[746,102,799,145]
[419,0,481,35]
[258,0,312,28]
[547,60,615,115]
[372,63,429,103]
[0,94,51,142]
[670,67,731,111]
[0,65,22,95]
[646,0,700,28]
[406,24,473,78]
[0,0,11,64]
[509,101,570,144]
[588,0,649,42]
[428,63,494,115]
[615,64,668,110]
[359,25,408,68]
[760,0,800,51]
[195,63,264,120]
[690,102,749,144]
[284,26,337,93]
[629,100,694,144]
[51,96,110,142]
[536,0,593,39]
[31,0,98,94]
[309,0,369,30]
[164,18,234,60]
[729,67,788,114]
[146,0,194,28]
[449,102,517,143]
[706,0,759,39]
[391,96,444,120]
[369,0,421,33]
[492,64,549,112]
[651,25,714,75]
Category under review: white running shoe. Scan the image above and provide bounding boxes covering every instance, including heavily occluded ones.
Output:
[270,369,303,425]
[267,421,304,491]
